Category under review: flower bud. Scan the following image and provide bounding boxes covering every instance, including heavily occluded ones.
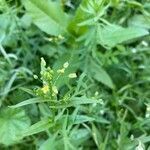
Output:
[68,73,77,78]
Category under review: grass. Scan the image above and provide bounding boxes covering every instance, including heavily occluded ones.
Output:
[0,0,150,149]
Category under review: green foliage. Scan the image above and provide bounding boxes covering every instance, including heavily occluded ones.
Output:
[0,0,150,149]
[0,108,30,145]
[23,0,69,36]
[97,24,149,48]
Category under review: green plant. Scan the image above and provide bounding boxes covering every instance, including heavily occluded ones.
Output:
[0,0,150,149]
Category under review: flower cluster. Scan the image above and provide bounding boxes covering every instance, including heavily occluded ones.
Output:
[34,58,77,99]
[45,34,65,43]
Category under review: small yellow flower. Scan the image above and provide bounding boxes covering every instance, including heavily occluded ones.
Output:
[41,85,49,94]
[57,68,65,74]
[68,73,77,78]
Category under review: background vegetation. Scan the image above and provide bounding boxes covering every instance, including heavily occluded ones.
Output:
[0,0,150,149]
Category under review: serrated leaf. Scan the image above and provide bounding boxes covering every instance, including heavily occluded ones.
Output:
[23,0,69,36]
[0,108,30,145]
[97,24,149,47]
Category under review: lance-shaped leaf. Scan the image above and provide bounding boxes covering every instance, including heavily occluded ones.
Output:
[20,118,52,138]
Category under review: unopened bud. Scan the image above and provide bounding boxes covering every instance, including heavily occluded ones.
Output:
[68,73,77,78]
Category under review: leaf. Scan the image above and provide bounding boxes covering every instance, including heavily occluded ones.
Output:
[69,114,109,125]
[9,98,50,108]
[128,15,150,29]
[10,96,102,109]
[92,124,102,148]
[0,108,30,145]
[49,96,103,108]
[39,133,58,150]
[53,52,80,88]
[68,0,89,36]
[91,115,110,124]
[89,60,114,89]
[2,72,18,98]
[70,115,95,124]
[39,44,57,57]
[23,0,69,36]
[70,128,90,146]
[20,118,52,137]
[97,24,149,48]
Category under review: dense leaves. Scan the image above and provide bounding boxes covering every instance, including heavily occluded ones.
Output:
[0,0,150,149]
[0,108,30,145]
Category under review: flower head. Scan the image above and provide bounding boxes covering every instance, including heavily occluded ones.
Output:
[41,85,49,94]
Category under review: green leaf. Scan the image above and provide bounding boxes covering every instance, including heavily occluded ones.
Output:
[70,128,90,146]
[91,115,110,124]
[89,60,114,89]
[39,133,58,150]
[49,96,103,108]
[97,24,149,48]
[23,0,69,36]
[70,115,95,124]
[68,0,89,36]
[20,118,52,137]
[9,98,50,108]
[92,124,102,148]
[128,15,150,29]
[53,52,80,88]
[0,108,30,145]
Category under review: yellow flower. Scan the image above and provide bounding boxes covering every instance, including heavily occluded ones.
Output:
[57,68,65,74]
[41,85,49,94]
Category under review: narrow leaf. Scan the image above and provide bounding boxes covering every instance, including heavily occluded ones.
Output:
[9,98,50,108]
[21,118,51,137]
